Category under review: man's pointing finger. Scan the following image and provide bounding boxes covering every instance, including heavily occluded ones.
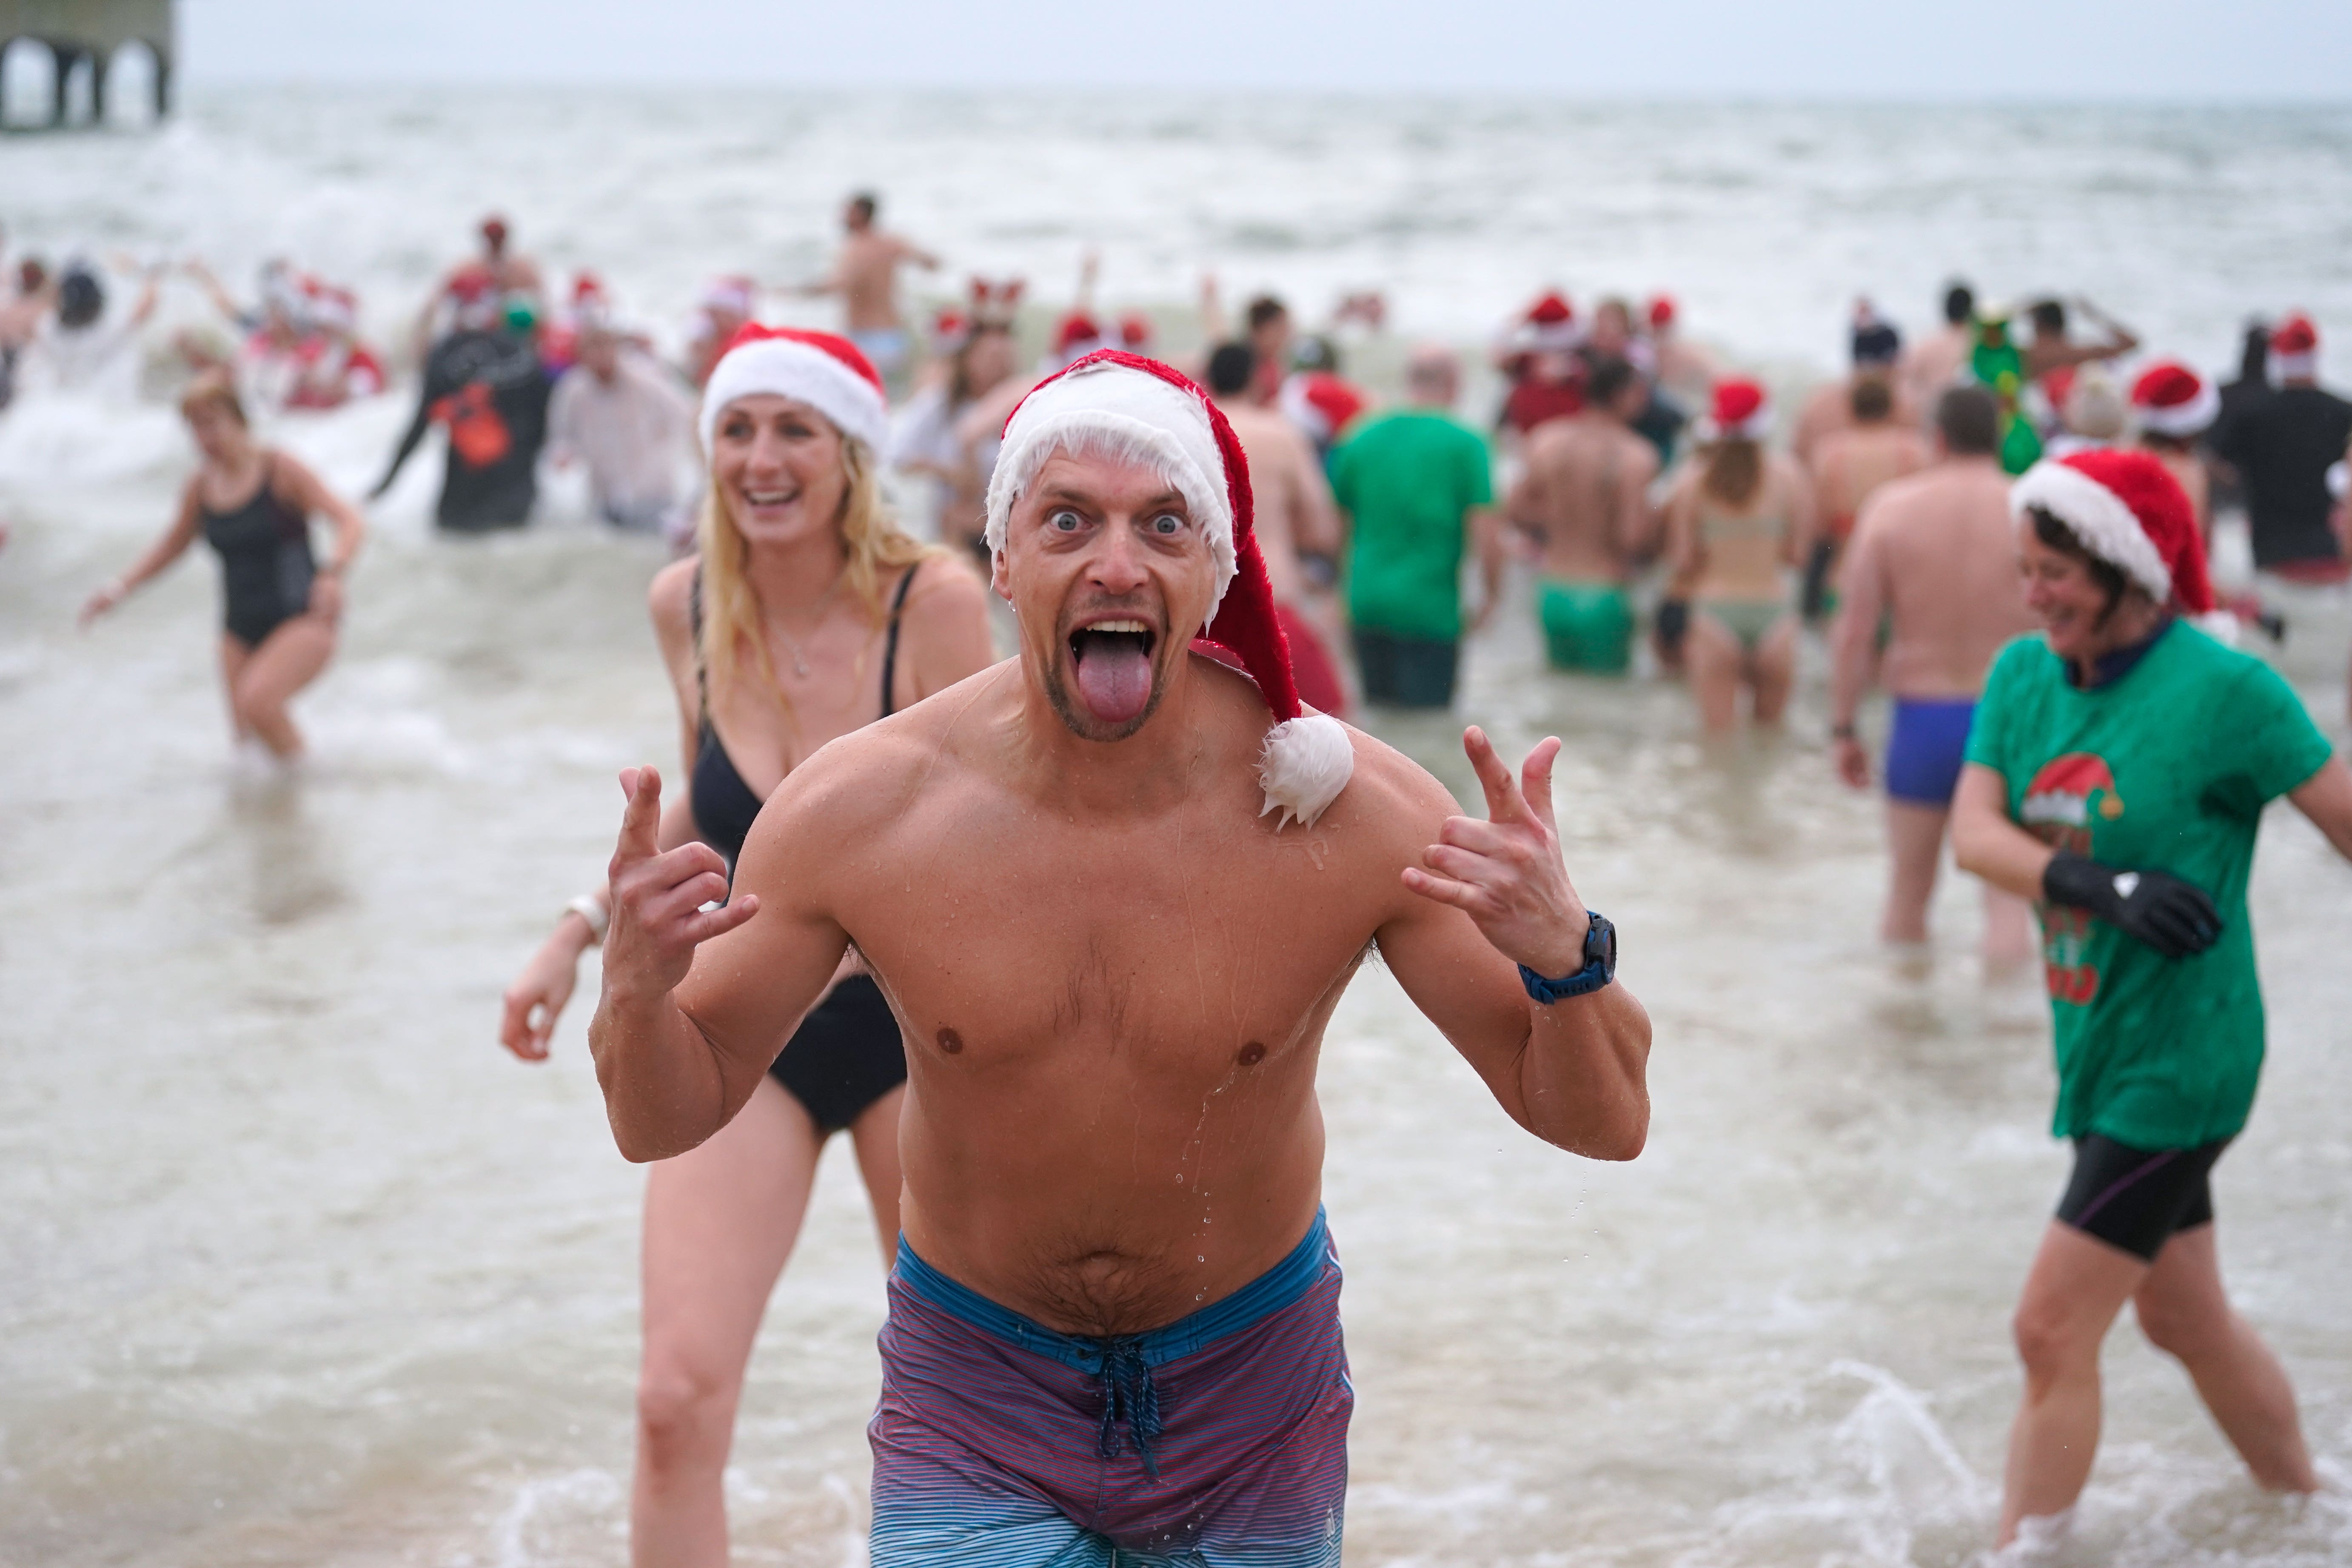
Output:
[615,765,664,864]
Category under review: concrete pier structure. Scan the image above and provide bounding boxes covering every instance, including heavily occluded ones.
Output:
[3,0,173,128]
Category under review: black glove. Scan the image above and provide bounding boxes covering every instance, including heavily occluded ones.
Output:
[2042,850,2221,960]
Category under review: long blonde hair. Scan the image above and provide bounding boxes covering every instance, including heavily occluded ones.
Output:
[696,436,938,704]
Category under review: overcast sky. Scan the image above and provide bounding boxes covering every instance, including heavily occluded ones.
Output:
[175,0,2352,99]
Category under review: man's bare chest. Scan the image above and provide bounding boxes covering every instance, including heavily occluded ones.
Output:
[836,825,1380,1066]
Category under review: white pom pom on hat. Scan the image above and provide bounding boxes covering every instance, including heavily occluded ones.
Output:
[984,349,1354,830]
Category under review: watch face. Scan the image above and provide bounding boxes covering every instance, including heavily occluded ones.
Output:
[1585,916,1615,972]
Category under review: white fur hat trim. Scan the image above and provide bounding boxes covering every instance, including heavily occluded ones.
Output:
[984,361,1240,617]
[699,336,889,457]
[2010,461,2173,603]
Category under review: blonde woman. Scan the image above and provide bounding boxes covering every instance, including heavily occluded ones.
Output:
[498,327,994,1567]
[80,369,365,759]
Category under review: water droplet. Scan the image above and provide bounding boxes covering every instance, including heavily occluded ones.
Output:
[1197,1255,1206,1263]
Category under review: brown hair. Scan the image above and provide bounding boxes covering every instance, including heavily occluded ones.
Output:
[178,368,248,428]
[695,431,939,705]
[1849,374,1893,423]
[1701,437,1763,508]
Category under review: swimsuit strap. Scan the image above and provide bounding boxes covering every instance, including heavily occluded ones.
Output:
[698,556,920,727]
[878,560,919,719]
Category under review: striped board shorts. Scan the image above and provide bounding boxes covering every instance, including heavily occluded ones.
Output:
[868,1210,1351,1566]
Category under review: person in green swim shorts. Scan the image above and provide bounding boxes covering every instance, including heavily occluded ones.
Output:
[1505,356,1661,674]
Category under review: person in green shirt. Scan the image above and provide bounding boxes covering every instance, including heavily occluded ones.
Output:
[1329,345,1502,707]
[1952,450,2352,1553]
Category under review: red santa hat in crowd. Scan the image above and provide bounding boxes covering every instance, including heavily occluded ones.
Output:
[1052,311,1105,366]
[1647,295,1677,331]
[929,306,972,356]
[1507,291,1581,355]
[983,349,1354,829]
[1118,311,1155,353]
[697,323,889,456]
[1279,370,1368,448]
[2010,450,2235,638]
[2128,361,2218,439]
[1702,378,1773,442]
[2269,314,2319,383]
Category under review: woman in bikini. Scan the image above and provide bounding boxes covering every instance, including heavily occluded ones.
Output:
[1662,378,1817,730]
[498,327,995,1567]
[80,369,365,760]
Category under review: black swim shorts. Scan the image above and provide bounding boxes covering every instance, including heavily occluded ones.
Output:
[2055,1133,2229,1262]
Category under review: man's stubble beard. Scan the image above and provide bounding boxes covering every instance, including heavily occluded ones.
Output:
[1038,650,1173,744]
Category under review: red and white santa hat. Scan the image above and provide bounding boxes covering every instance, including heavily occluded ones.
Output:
[2129,361,2218,439]
[1279,370,1368,447]
[929,306,972,356]
[984,349,1353,828]
[1052,311,1105,367]
[1702,378,1772,442]
[2269,314,2320,382]
[1506,291,1581,355]
[698,323,889,456]
[2011,449,2233,636]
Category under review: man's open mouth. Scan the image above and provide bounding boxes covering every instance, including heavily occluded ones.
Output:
[1069,619,1157,725]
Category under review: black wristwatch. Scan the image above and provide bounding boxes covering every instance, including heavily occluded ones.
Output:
[1520,911,1617,1003]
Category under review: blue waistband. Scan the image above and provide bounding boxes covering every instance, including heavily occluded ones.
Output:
[1891,695,1977,718]
[893,1208,1333,1375]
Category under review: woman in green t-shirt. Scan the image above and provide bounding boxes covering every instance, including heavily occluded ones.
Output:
[1952,450,2352,1552]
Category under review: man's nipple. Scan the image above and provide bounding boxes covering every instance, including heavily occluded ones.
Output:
[1237,1041,1266,1067]
[936,1027,964,1055]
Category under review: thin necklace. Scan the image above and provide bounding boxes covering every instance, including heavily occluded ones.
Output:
[769,569,845,679]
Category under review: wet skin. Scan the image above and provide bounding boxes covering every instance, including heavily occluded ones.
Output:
[590,450,1652,1337]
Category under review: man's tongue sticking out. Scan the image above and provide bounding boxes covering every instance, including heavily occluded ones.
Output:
[1072,625,1156,726]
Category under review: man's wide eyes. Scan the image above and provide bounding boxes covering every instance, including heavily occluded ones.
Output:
[1049,509,1085,531]
[1150,513,1183,536]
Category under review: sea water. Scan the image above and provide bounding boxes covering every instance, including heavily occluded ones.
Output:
[2,88,2349,1567]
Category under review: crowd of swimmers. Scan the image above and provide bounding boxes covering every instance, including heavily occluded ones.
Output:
[14,194,2352,1563]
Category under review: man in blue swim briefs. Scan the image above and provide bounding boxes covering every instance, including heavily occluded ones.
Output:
[1830,385,2038,958]
[588,351,1653,1566]
[804,191,938,388]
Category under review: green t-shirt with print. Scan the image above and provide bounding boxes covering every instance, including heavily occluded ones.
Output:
[1331,410,1494,641]
[1964,623,2334,1148]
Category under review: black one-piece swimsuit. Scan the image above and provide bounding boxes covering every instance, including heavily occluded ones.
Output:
[202,457,315,649]
[689,565,918,1134]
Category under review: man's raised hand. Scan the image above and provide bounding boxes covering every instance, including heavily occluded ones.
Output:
[602,766,757,1003]
[1402,727,1589,978]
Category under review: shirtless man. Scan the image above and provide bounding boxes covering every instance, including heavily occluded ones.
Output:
[804,191,938,385]
[1205,341,1351,714]
[588,351,1651,1566]
[1794,311,1915,472]
[1902,281,1974,418]
[2021,296,2139,385]
[1805,375,1931,617]
[1506,356,1660,675]
[1828,384,2036,959]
